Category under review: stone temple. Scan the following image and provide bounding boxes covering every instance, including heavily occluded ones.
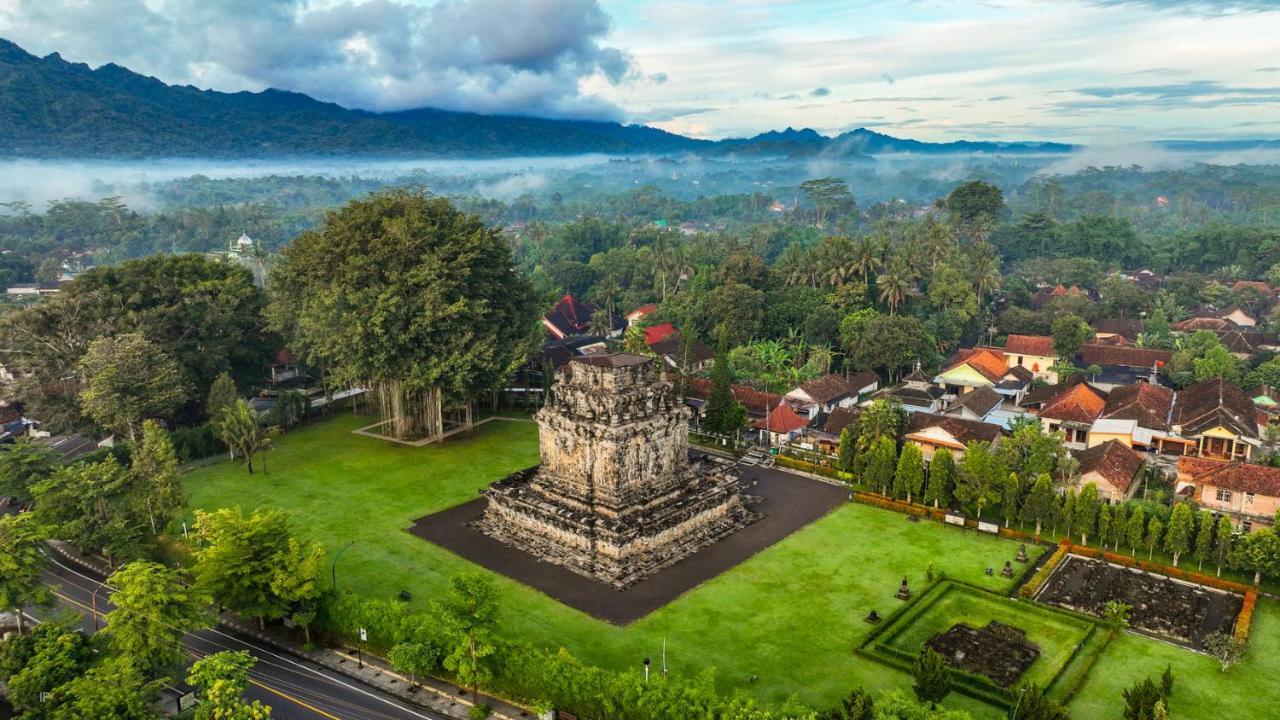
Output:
[476,352,757,588]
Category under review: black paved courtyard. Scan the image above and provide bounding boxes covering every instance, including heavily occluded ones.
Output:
[410,463,848,624]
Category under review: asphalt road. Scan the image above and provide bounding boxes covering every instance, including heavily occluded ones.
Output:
[35,550,447,720]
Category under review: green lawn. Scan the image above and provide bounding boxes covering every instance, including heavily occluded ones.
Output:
[1066,600,1280,719]
[183,414,1280,717]
[878,583,1095,690]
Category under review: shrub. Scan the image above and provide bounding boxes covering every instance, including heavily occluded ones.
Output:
[171,423,226,462]
[1020,541,1071,599]
[1235,589,1258,641]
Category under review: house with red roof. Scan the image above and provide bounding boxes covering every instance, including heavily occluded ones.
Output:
[1178,456,1280,530]
[1072,440,1146,503]
[1003,334,1059,382]
[1075,343,1171,390]
[752,402,810,446]
[1036,382,1108,449]
[542,295,622,339]
[643,322,678,345]
[625,303,658,326]
[903,412,1003,461]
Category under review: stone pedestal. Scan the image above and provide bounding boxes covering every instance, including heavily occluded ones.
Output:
[476,353,757,588]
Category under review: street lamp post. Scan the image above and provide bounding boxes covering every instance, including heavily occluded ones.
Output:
[331,540,356,590]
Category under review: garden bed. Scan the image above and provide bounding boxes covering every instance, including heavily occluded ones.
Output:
[1033,554,1243,650]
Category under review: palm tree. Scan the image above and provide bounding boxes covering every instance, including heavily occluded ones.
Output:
[587,309,614,336]
[878,261,917,315]
[651,233,673,301]
[920,219,952,270]
[968,247,1002,304]
[776,244,809,287]
[852,235,883,282]
[216,400,276,474]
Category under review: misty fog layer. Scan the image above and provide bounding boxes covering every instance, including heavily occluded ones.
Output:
[3,147,1280,213]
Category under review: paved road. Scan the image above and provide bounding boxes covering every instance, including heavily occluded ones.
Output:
[36,550,447,720]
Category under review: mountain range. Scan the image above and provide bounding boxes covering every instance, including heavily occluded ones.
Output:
[0,37,1260,161]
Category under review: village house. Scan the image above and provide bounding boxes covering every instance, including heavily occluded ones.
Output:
[1003,334,1059,382]
[903,413,1003,461]
[1036,382,1108,449]
[1220,305,1258,328]
[793,406,860,456]
[647,332,714,372]
[933,348,1009,397]
[865,366,944,414]
[753,402,810,446]
[1076,343,1171,390]
[1093,318,1145,343]
[625,303,658,327]
[1072,440,1146,503]
[784,372,874,419]
[1087,382,1191,454]
[1177,456,1280,531]
[542,294,621,339]
[686,378,783,423]
[1169,378,1261,461]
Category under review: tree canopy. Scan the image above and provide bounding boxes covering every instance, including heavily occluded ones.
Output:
[267,190,539,440]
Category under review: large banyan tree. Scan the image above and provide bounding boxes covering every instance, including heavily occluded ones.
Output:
[267,190,539,441]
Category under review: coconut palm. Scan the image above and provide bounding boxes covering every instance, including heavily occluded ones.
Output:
[878,261,917,315]
[775,244,809,287]
[851,235,883,283]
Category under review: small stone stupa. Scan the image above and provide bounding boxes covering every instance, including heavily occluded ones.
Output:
[477,352,757,588]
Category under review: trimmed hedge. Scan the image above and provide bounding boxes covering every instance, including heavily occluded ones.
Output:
[773,454,853,482]
[1019,541,1072,599]
[1236,589,1258,641]
[860,579,1103,710]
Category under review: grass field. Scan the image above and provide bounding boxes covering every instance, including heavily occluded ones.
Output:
[183,414,1280,717]
[875,582,1096,691]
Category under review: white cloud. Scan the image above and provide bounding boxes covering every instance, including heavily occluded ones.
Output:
[0,0,632,118]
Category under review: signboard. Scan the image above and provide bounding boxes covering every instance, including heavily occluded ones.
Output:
[978,521,1000,534]
[944,514,965,527]
[359,627,368,642]
[178,693,197,711]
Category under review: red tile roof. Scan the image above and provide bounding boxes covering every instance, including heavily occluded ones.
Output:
[1172,317,1232,332]
[1101,383,1174,431]
[1079,344,1172,369]
[1039,383,1108,425]
[944,348,1009,383]
[795,373,859,405]
[1232,280,1272,296]
[1074,440,1145,493]
[1179,456,1280,497]
[905,413,1004,446]
[687,379,783,416]
[1004,334,1055,357]
[644,322,678,345]
[626,303,658,319]
[752,402,809,433]
[1171,378,1258,438]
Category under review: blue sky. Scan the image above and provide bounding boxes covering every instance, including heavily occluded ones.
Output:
[2,0,1278,142]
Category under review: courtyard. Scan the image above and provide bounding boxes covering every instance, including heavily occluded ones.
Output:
[183,414,1280,717]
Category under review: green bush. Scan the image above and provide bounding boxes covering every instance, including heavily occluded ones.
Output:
[171,423,226,462]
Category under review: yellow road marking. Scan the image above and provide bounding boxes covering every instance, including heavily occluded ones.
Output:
[51,590,345,720]
[249,678,344,720]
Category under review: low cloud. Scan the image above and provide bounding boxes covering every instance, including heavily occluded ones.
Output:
[0,0,633,119]
[1052,81,1280,111]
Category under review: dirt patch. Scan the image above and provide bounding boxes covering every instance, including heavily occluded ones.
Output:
[926,621,1040,687]
[1036,554,1242,648]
